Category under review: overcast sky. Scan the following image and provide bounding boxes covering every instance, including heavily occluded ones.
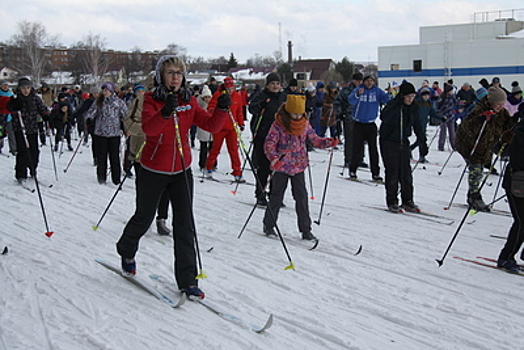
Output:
[1,1,523,64]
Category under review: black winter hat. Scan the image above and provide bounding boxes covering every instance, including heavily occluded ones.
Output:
[17,77,32,89]
[266,72,281,86]
[352,72,364,81]
[288,78,298,87]
[399,82,416,96]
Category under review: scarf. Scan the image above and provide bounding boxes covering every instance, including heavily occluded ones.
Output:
[276,113,308,136]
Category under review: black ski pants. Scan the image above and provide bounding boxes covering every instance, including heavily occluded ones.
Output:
[349,122,380,176]
[498,186,524,262]
[117,167,197,289]
[263,171,311,234]
[132,163,170,220]
[342,119,364,167]
[94,135,121,185]
[253,139,271,201]
[14,131,39,179]
[380,138,414,206]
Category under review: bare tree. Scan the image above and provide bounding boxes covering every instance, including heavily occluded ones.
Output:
[9,21,58,84]
[161,43,188,62]
[246,54,277,68]
[75,33,110,86]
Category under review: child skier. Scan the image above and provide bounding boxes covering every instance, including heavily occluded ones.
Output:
[262,95,338,240]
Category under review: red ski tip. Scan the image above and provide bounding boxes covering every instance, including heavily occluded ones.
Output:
[45,231,55,237]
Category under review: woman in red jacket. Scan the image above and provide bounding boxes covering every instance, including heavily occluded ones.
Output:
[116,55,231,299]
[205,77,246,182]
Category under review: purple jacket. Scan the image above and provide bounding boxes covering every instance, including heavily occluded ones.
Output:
[264,121,333,176]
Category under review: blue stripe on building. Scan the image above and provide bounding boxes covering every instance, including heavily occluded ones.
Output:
[378,65,524,78]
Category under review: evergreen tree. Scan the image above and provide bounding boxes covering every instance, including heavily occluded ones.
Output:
[335,57,355,83]
[227,53,238,71]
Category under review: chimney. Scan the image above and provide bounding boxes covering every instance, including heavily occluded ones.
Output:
[287,41,293,64]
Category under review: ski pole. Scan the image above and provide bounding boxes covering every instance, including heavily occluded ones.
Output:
[64,124,88,173]
[412,128,440,173]
[18,112,54,237]
[91,172,130,231]
[437,150,455,175]
[173,111,207,280]
[233,122,296,269]
[92,142,145,231]
[490,158,506,206]
[314,147,335,225]
[237,170,277,239]
[231,111,264,195]
[443,164,467,210]
[437,143,506,266]
[237,153,286,239]
[443,115,491,208]
[307,164,315,200]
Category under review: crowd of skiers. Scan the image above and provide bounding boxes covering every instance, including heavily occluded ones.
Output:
[2,53,524,296]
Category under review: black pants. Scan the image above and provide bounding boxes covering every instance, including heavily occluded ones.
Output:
[380,139,414,206]
[349,122,380,176]
[263,171,311,234]
[94,135,121,184]
[198,141,213,170]
[343,119,364,166]
[254,140,271,200]
[54,123,72,146]
[14,131,39,179]
[117,167,197,289]
[498,188,524,261]
[132,163,169,220]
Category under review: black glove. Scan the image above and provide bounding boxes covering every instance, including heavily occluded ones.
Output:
[86,118,92,126]
[8,96,23,111]
[217,93,231,110]
[441,116,447,122]
[161,93,178,118]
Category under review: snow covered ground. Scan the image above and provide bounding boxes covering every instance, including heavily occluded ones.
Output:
[1,125,523,350]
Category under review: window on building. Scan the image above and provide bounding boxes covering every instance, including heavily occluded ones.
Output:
[296,73,306,80]
[390,64,399,71]
[413,60,422,72]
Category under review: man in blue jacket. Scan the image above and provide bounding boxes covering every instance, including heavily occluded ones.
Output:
[348,75,390,181]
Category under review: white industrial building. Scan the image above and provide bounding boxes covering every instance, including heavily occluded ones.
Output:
[378,9,524,91]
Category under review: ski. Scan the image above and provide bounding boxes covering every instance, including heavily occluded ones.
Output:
[29,178,53,188]
[249,229,319,250]
[344,177,382,186]
[150,274,273,333]
[16,180,35,193]
[95,258,186,308]
[229,180,256,187]
[476,256,524,270]
[453,256,524,276]
[367,205,455,225]
[446,203,511,217]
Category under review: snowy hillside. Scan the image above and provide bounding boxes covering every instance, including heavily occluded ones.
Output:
[1,125,523,350]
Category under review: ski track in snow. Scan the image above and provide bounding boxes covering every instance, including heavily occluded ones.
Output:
[1,127,524,349]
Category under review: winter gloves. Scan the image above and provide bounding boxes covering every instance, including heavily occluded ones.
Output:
[161,93,178,118]
[217,93,232,111]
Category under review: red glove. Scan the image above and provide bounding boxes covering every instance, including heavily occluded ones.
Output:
[331,138,339,147]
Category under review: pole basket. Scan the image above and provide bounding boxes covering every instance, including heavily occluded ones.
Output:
[45,231,55,237]
[196,269,208,279]
[284,262,296,271]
